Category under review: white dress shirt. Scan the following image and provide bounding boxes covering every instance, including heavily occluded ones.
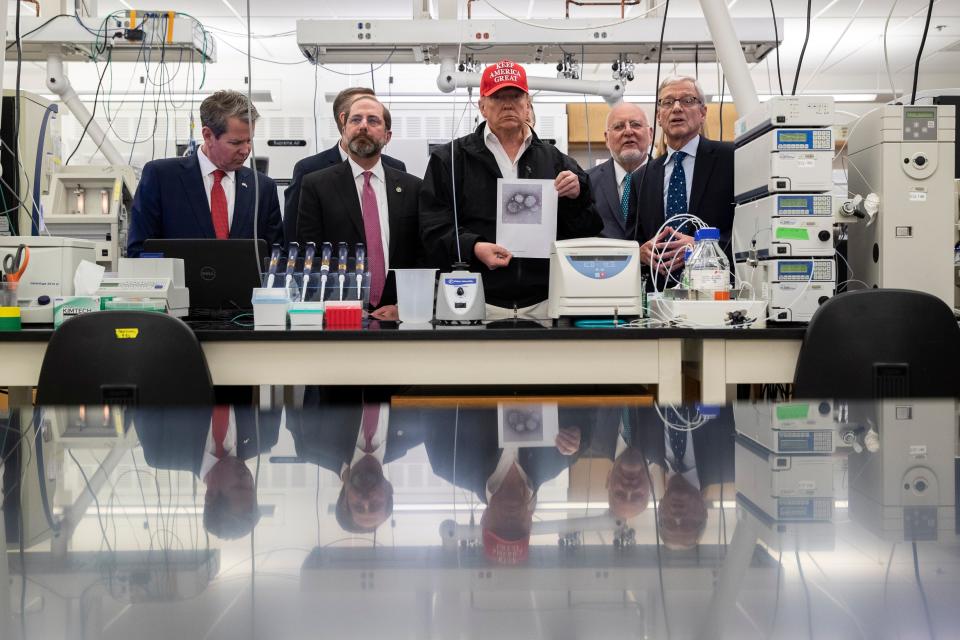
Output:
[663,428,700,489]
[200,407,238,482]
[343,403,391,473]
[348,157,391,269]
[662,135,700,215]
[197,145,236,230]
[484,126,533,180]
[485,447,534,502]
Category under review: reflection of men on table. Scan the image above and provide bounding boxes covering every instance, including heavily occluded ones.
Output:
[419,59,602,318]
[287,404,424,533]
[643,407,734,550]
[424,407,585,563]
[134,407,280,540]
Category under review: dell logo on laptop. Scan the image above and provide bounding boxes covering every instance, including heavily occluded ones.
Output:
[200,266,217,281]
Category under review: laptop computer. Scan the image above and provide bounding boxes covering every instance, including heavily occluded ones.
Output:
[142,239,268,312]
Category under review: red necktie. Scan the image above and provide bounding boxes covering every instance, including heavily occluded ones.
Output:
[361,404,379,453]
[361,171,386,306]
[212,405,230,458]
[211,169,229,240]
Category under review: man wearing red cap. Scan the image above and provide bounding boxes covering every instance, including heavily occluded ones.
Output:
[420,60,602,318]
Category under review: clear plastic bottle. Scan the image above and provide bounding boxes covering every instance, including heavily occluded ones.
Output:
[684,227,730,300]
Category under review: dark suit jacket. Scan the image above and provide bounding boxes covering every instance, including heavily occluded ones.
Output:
[286,405,425,475]
[283,144,406,243]
[134,407,281,476]
[127,154,284,257]
[587,158,632,240]
[297,161,423,307]
[626,137,734,285]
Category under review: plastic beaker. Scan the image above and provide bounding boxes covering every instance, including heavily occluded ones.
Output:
[392,269,437,323]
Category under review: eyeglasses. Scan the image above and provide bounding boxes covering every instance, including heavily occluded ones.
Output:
[656,96,702,109]
[346,114,385,127]
[608,120,648,133]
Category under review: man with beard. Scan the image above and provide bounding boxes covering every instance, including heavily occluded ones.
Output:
[588,102,653,240]
[297,96,422,320]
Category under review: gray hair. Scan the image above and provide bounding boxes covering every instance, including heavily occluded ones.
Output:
[657,76,706,106]
[200,90,260,138]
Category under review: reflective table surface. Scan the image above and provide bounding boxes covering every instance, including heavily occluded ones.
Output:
[2,400,958,639]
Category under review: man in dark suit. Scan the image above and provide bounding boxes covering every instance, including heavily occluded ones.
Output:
[297,96,422,320]
[627,76,734,287]
[587,102,652,240]
[283,87,406,243]
[286,403,425,533]
[127,90,284,257]
[133,406,281,540]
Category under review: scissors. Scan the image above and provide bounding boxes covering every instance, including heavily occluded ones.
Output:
[2,244,29,283]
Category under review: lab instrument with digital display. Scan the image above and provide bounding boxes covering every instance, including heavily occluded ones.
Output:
[547,238,643,318]
[739,258,836,323]
[734,128,834,202]
[95,257,189,316]
[732,194,837,260]
[0,236,97,323]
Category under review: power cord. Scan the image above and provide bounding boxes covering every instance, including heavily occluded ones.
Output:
[910,0,936,104]
[791,0,812,95]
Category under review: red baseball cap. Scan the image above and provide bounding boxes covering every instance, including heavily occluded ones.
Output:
[483,528,530,565]
[480,60,529,97]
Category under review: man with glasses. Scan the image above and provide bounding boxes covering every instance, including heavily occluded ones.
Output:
[588,102,653,240]
[420,60,602,319]
[297,96,422,320]
[627,76,734,287]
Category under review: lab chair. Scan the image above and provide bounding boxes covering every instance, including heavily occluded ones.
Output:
[36,311,214,405]
[792,289,960,399]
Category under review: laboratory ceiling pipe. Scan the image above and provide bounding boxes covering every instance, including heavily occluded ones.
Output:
[45,53,126,167]
[438,58,625,106]
[697,0,761,116]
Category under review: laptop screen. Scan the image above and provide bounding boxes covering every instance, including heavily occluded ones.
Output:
[142,239,268,312]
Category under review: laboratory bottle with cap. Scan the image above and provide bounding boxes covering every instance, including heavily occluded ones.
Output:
[683,227,730,300]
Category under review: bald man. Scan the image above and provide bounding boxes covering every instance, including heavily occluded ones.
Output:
[587,102,653,239]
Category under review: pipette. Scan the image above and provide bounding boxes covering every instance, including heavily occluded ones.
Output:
[354,243,366,301]
[284,242,300,290]
[300,242,316,302]
[265,245,282,288]
[318,242,332,303]
[337,242,349,301]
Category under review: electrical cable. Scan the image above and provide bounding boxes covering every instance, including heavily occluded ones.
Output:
[796,550,814,640]
[630,0,670,246]
[641,425,671,640]
[768,0,784,95]
[798,0,866,94]
[792,0,813,95]
[883,0,900,101]
[909,0,936,105]
[912,541,937,640]
[65,47,114,165]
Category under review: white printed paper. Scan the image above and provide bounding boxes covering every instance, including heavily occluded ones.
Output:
[496,178,558,259]
[498,402,560,448]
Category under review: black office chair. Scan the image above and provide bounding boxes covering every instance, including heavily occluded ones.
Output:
[793,289,960,399]
[36,311,214,405]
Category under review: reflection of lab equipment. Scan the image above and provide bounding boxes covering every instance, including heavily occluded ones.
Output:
[735,436,835,523]
[547,238,643,318]
[741,258,836,323]
[42,165,137,270]
[734,401,840,454]
[848,400,957,541]
[435,270,486,322]
[734,128,834,202]
[94,257,190,317]
[439,513,625,549]
[3,410,58,549]
[1,90,60,236]
[732,194,837,259]
[846,105,956,307]
[734,95,835,143]
[0,236,97,323]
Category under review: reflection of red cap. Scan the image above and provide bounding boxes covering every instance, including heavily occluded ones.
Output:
[480,60,529,97]
[483,528,530,565]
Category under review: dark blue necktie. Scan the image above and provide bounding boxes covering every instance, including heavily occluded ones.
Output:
[666,150,688,218]
[668,429,688,473]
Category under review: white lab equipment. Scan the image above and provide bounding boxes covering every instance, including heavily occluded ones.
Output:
[734,95,836,143]
[94,257,190,317]
[732,194,837,260]
[734,128,835,202]
[547,238,643,318]
[42,165,138,270]
[682,227,730,300]
[846,104,956,307]
[737,258,836,323]
[733,401,841,454]
[435,270,485,322]
[0,236,97,323]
